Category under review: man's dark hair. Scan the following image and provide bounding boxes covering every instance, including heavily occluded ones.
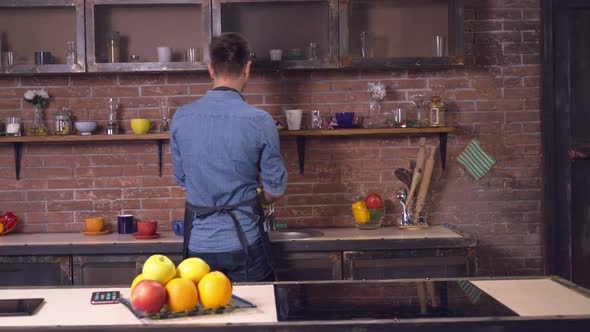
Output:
[209,32,250,78]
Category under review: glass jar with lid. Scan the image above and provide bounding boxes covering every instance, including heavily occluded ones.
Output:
[427,96,446,127]
[54,107,72,135]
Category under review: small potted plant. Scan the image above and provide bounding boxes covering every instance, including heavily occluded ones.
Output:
[23,90,50,136]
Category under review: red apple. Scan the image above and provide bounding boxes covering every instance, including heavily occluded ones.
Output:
[130,279,167,314]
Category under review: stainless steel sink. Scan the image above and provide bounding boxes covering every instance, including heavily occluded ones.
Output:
[268,229,324,241]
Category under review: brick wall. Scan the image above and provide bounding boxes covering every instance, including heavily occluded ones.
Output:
[0,0,541,276]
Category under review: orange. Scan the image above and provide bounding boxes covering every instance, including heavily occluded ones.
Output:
[165,278,198,312]
[198,271,232,309]
[131,273,143,290]
[176,257,210,285]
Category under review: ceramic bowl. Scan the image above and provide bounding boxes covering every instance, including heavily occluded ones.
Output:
[74,121,97,135]
[130,119,151,134]
[172,220,184,236]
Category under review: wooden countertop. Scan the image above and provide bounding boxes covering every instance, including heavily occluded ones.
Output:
[0,284,276,327]
[0,277,589,329]
[0,225,475,255]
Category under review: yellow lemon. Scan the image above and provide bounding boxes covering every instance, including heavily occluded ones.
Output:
[131,273,144,290]
[176,257,210,285]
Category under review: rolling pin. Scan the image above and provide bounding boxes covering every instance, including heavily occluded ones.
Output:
[413,145,438,222]
[407,137,427,209]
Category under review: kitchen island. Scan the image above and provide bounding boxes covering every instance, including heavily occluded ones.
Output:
[0,276,589,331]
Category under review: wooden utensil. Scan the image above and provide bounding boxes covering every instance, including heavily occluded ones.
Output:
[394,168,412,189]
[414,145,438,221]
[406,168,422,210]
[407,137,427,209]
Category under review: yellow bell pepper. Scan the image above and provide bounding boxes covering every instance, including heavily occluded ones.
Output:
[351,201,370,224]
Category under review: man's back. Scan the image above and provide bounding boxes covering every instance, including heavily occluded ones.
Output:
[170,90,286,253]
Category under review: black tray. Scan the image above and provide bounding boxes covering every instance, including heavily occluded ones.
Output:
[118,294,256,320]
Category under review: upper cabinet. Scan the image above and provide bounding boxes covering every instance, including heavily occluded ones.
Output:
[85,0,211,72]
[0,0,86,74]
[0,0,464,75]
[212,0,339,69]
[339,0,464,67]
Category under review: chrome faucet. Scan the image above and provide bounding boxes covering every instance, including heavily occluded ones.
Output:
[396,188,413,226]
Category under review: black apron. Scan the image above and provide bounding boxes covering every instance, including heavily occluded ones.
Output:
[182,197,276,282]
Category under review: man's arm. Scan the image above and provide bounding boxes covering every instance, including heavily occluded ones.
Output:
[258,115,287,201]
[170,126,186,189]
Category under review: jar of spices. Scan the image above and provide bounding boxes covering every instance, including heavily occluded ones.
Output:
[54,107,72,135]
[427,96,446,127]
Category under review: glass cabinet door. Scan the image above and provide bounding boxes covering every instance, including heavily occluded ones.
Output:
[339,0,464,68]
[86,0,211,72]
[0,0,85,75]
[212,0,339,69]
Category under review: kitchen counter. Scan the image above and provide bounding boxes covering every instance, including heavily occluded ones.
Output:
[0,276,589,331]
[0,225,475,255]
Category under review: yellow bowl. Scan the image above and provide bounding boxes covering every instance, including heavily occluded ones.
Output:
[130,119,151,134]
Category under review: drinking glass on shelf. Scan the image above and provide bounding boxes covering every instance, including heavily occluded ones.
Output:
[6,117,21,136]
[2,51,13,73]
[160,99,170,132]
[360,31,370,59]
[433,35,445,57]
[308,42,318,61]
[66,41,76,67]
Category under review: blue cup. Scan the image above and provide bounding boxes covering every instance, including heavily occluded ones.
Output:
[335,112,355,128]
[117,215,134,234]
[172,220,184,236]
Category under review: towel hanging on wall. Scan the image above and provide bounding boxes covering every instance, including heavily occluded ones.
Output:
[456,138,496,181]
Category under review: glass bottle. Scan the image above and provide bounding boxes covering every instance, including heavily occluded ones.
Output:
[54,107,72,135]
[160,99,170,132]
[106,98,118,135]
[307,42,318,61]
[66,41,76,68]
[106,31,120,63]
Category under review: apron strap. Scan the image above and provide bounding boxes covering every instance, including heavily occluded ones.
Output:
[183,197,268,281]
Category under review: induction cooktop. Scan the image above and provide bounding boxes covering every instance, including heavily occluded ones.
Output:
[274,280,517,321]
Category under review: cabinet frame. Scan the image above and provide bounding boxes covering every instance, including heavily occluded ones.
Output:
[338,0,465,68]
[0,255,72,286]
[212,0,340,69]
[85,0,211,72]
[0,0,86,74]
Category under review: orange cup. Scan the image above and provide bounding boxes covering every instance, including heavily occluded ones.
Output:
[85,217,105,232]
[137,220,157,235]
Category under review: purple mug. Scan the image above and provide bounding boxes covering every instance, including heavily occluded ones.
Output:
[335,112,355,128]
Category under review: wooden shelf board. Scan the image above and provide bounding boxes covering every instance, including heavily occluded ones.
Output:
[279,127,457,137]
[0,133,169,144]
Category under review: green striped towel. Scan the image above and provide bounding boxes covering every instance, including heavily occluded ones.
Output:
[456,139,495,181]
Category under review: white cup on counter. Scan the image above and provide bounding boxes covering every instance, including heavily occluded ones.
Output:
[284,109,303,131]
[269,49,283,61]
[157,46,172,62]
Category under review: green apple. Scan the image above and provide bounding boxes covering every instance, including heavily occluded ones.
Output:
[142,254,176,285]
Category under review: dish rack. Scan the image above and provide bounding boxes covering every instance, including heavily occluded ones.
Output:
[0,211,19,235]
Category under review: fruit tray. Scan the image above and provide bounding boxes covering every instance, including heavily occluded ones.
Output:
[118,294,256,320]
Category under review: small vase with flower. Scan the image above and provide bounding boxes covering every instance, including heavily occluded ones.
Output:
[24,90,50,136]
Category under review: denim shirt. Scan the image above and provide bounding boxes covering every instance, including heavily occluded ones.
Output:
[170,90,287,252]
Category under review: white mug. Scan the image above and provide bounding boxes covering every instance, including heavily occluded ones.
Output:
[284,109,303,130]
[269,49,283,61]
[157,46,172,62]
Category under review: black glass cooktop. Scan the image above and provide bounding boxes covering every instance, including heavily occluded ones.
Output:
[274,280,517,321]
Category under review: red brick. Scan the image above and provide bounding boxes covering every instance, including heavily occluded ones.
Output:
[75,189,121,200]
[502,0,540,8]
[475,8,522,20]
[475,31,521,44]
[504,42,540,55]
[0,88,30,98]
[429,79,470,89]
[142,198,185,209]
[123,188,170,199]
[455,88,499,100]
[522,54,540,64]
[523,9,541,20]
[21,76,68,87]
[504,87,540,99]
[93,86,139,97]
[166,73,210,84]
[71,75,116,86]
[27,190,73,201]
[265,94,312,105]
[47,201,93,212]
[26,212,73,223]
[21,167,73,178]
[189,84,212,95]
[0,77,17,87]
[119,74,165,85]
[142,85,189,96]
[47,179,94,189]
[0,99,19,109]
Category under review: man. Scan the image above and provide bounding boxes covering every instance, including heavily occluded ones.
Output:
[170,33,287,282]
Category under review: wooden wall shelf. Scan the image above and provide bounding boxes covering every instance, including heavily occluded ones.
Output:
[279,126,457,174]
[0,133,168,180]
[0,127,456,180]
